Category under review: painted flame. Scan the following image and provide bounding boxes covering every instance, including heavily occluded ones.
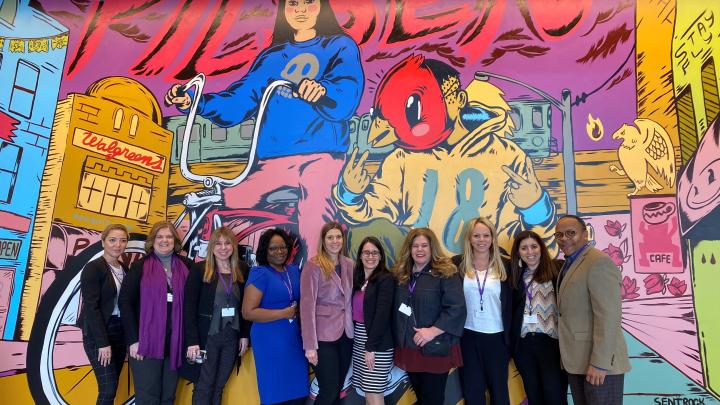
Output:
[586,113,604,141]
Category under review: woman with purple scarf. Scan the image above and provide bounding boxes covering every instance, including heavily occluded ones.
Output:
[119,221,192,405]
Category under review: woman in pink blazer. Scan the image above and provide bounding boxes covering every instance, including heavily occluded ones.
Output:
[300,221,354,405]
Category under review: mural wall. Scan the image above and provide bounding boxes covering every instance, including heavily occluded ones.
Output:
[0,0,718,403]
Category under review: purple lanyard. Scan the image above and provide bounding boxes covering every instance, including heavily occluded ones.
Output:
[474,269,490,311]
[408,272,420,294]
[523,278,535,313]
[216,270,234,298]
[274,267,294,302]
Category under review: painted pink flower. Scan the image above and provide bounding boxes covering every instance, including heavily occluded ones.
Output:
[604,220,626,237]
[667,277,687,297]
[644,274,667,295]
[603,243,624,266]
[621,276,640,300]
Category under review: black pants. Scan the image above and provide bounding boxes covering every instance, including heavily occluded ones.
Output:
[129,356,178,405]
[82,316,126,405]
[193,325,240,405]
[514,333,568,405]
[460,329,510,405]
[271,398,307,405]
[407,371,449,405]
[568,373,624,405]
[313,334,352,405]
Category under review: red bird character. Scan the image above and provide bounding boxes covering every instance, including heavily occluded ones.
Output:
[370,55,456,151]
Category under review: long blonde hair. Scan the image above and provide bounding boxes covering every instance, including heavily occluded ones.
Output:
[203,227,244,283]
[312,222,346,280]
[393,228,457,285]
[459,217,507,281]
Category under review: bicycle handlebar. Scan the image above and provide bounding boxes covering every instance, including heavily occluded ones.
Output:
[178,74,294,188]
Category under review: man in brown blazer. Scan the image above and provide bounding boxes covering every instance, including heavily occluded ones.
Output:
[555,215,631,405]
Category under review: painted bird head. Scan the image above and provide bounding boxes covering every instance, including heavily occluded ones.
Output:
[612,123,641,149]
[369,55,468,150]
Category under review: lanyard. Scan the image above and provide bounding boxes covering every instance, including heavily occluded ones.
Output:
[474,268,490,311]
[274,267,294,302]
[216,270,234,303]
[408,272,421,294]
[522,270,535,313]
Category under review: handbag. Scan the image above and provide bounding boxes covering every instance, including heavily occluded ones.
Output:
[420,333,450,356]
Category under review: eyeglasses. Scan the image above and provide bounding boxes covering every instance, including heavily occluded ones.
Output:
[269,245,288,252]
[553,230,578,240]
[361,250,381,258]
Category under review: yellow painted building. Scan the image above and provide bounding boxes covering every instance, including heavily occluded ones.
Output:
[19,77,172,339]
[672,3,720,162]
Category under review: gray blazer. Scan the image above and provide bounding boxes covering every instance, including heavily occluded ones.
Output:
[556,247,631,375]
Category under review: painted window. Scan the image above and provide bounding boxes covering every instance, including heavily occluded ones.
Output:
[113,109,123,130]
[0,142,22,203]
[76,172,151,221]
[9,60,40,119]
[129,114,139,137]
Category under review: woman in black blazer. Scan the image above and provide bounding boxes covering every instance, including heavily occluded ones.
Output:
[350,237,395,405]
[184,227,250,405]
[80,224,129,405]
[453,217,512,405]
[392,228,466,405]
[119,221,192,405]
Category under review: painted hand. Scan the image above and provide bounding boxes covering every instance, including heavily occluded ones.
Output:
[164,84,191,109]
[342,148,372,195]
[295,79,327,104]
[502,157,542,210]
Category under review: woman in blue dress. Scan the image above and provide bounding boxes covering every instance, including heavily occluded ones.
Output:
[242,228,308,404]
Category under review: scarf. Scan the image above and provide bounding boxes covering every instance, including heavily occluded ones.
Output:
[138,253,189,370]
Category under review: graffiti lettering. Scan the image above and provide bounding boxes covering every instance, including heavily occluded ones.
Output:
[675,9,718,75]
[0,239,21,260]
[653,397,706,404]
[64,0,513,77]
[71,238,90,257]
[72,129,166,172]
[648,253,673,264]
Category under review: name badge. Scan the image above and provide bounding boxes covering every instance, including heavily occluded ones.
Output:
[222,307,235,317]
[523,313,538,324]
[398,303,412,316]
[167,293,173,302]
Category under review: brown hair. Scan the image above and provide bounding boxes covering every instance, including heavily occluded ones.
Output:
[144,221,183,254]
[458,217,507,281]
[203,227,244,283]
[101,223,129,241]
[312,222,346,280]
[509,230,558,288]
[393,228,456,285]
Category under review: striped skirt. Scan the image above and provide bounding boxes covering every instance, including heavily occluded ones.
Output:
[351,322,394,394]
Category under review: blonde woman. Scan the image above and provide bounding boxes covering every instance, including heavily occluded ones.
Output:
[300,222,354,405]
[452,217,512,405]
[392,228,465,405]
[184,227,250,405]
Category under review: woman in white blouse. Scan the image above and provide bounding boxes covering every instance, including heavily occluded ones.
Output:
[452,217,511,405]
